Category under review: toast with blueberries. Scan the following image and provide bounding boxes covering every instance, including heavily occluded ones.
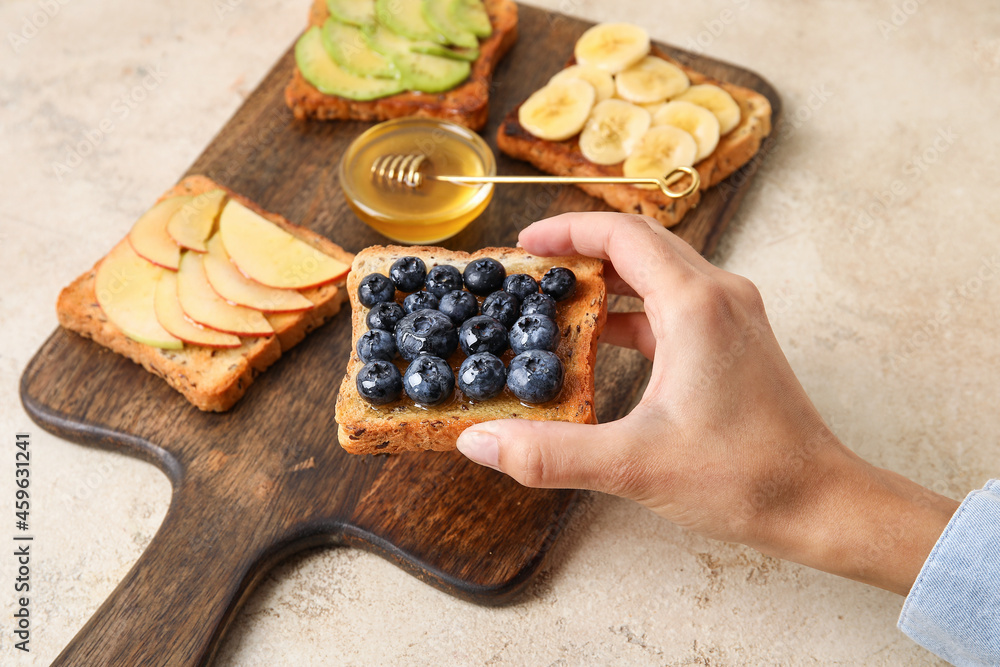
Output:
[334,245,607,454]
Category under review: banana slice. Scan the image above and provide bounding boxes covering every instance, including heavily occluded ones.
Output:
[652,100,720,162]
[574,23,650,74]
[623,126,698,189]
[673,83,741,135]
[578,99,651,165]
[518,79,596,141]
[639,101,666,116]
[550,64,615,102]
[614,56,689,104]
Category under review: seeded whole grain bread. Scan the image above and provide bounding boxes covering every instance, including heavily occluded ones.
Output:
[284,0,518,130]
[56,175,354,412]
[335,245,607,454]
[497,47,773,227]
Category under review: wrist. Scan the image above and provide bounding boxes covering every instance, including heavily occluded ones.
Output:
[849,466,960,594]
[749,444,959,595]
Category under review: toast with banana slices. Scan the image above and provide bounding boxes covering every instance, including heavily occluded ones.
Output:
[497,23,772,227]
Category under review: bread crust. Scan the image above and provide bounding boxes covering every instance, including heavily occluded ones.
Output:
[335,245,607,454]
[283,0,518,130]
[496,48,773,227]
[55,175,353,412]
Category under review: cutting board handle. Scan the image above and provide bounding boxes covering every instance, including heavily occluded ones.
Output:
[52,483,274,666]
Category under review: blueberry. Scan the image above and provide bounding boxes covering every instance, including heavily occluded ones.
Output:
[458,315,508,356]
[438,289,479,324]
[395,309,458,361]
[358,273,395,307]
[507,350,564,404]
[481,290,520,328]
[520,293,557,319]
[540,267,576,302]
[403,355,455,406]
[503,273,539,301]
[366,301,405,332]
[403,291,439,314]
[425,265,463,298]
[458,353,507,401]
[356,329,397,362]
[463,258,506,296]
[389,256,427,292]
[356,360,403,405]
[509,314,560,354]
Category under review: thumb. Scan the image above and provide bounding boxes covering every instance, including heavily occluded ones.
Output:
[457,419,639,494]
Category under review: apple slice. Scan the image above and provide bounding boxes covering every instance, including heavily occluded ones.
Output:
[154,271,242,348]
[95,240,183,349]
[167,189,226,253]
[203,235,314,313]
[177,251,273,337]
[128,196,190,270]
[219,200,349,289]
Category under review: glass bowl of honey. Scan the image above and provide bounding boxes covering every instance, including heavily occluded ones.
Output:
[339,118,496,244]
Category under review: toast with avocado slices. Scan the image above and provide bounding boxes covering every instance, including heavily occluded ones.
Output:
[285,0,518,130]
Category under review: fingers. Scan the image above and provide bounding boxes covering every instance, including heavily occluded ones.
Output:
[519,211,654,258]
[518,212,694,299]
[457,420,644,496]
[601,311,655,359]
[604,264,640,298]
[658,227,714,271]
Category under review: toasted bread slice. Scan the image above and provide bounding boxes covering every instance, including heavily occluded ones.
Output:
[56,175,354,412]
[284,0,518,130]
[335,246,607,454]
[497,48,773,227]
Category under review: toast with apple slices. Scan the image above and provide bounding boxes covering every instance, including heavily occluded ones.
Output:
[497,47,772,228]
[284,0,518,130]
[56,175,354,412]
[334,245,607,454]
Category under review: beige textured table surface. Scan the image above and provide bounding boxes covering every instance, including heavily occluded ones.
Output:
[2,0,999,664]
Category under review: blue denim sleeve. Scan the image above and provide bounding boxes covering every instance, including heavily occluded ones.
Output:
[898,479,1000,666]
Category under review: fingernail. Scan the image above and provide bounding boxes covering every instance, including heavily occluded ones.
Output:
[457,430,500,470]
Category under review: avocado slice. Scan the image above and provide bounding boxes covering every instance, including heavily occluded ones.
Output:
[410,41,479,61]
[326,0,375,28]
[366,22,416,58]
[366,23,471,93]
[375,0,446,43]
[422,0,478,49]
[296,26,405,100]
[322,18,399,79]
[399,51,471,92]
[452,0,491,38]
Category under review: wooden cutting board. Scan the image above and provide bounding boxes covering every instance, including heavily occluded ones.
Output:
[20,6,781,665]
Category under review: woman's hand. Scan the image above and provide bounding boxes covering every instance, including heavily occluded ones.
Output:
[457,212,958,595]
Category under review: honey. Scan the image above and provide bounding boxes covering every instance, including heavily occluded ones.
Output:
[339,118,496,244]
